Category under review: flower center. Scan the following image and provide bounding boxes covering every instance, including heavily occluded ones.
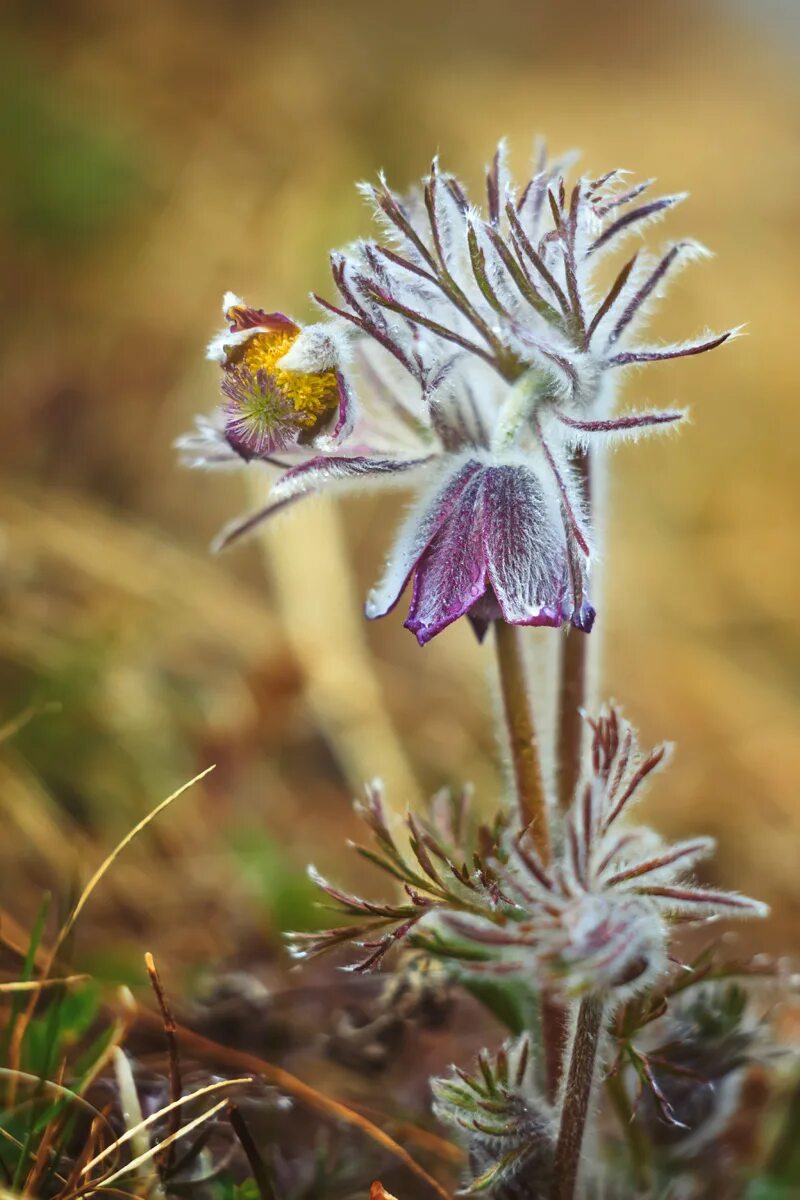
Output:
[240,330,339,429]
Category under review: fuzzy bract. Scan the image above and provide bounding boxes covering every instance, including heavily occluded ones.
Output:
[432,1035,554,1196]
[292,709,766,1002]
[443,707,767,1000]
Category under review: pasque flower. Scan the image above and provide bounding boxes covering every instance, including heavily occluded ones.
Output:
[178,143,736,644]
[180,293,353,463]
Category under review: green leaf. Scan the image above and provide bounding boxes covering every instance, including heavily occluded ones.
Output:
[229,827,326,933]
[462,976,542,1038]
[746,1180,800,1200]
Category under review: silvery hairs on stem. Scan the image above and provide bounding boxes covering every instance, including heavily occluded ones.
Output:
[288,707,766,1002]
[177,139,737,645]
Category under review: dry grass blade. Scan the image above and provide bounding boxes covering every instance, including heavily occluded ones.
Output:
[80,1076,253,1177]
[7,767,215,1104]
[0,1068,114,1127]
[76,995,137,1099]
[0,1124,70,1188]
[63,1106,115,1196]
[97,1097,229,1188]
[136,1010,453,1200]
[0,703,60,745]
[53,765,216,956]
[0,1069,115,1190]
[352,1109,464,1166]
[0,975,88,993]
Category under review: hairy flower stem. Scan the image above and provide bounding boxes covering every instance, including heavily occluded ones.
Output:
[493,620,565,1103]
[556,450,591,812]
[494,620,550,855]
[552,995,605,1200]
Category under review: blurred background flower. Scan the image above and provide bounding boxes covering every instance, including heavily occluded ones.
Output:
[1,0,798,1001]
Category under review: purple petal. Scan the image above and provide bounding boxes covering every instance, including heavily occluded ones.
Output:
[329,368,355,442]
[570,601,596,632]
[404,468,488,644]
[366,459,483,621]
[481,465,569,628]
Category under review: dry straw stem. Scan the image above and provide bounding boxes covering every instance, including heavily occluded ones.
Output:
[254,486,424,809]
[53,765,215,957]
[98,1098,229,1190]
[136,1006,454,1200]
[0,1067,119,1170]
[80,1075,253,1178]
[350,1105,464,1167]
[6,766,215,1106]
[0,1067,247,1200]
[0,975,88,993]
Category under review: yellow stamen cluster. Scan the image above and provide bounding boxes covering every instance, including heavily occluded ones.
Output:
[239,329,339,428]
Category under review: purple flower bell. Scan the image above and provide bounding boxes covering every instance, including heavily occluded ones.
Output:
[365,459,595,645]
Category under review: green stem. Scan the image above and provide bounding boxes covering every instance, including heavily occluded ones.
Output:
[551,995,605,1200]
[606,1067,651,1192]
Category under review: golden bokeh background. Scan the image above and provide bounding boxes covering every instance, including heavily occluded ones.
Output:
[1,0,798,985]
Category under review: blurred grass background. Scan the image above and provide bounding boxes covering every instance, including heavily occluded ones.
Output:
[1,0,798,990]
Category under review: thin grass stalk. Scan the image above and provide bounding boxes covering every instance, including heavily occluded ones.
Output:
[227,1102,278,1200]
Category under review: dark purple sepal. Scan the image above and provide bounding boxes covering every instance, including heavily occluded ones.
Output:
[366,460,485,622]
[466,588,504,643]
[467,615,491,643]
[226,304,299,336]
[398,463,594,645]
[404,469,489,646]
[330,368,354,442]
[569,601,596,633]
[516,606,564,630]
